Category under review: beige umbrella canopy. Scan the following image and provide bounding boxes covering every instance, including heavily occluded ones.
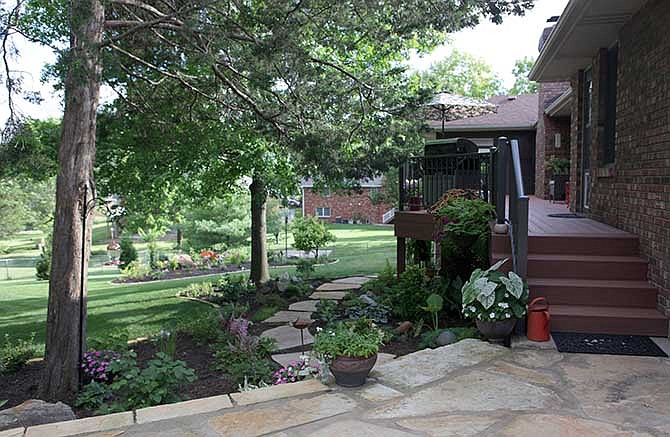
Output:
[426,92,497,131]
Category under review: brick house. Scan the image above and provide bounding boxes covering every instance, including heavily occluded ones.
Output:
[300,178,394,225]
[531,0,670,316]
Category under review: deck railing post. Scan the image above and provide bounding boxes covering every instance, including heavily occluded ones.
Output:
[495,137,508,226]
[398,161,405,212]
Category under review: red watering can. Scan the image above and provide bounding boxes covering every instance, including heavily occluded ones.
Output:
[527,297,550,342]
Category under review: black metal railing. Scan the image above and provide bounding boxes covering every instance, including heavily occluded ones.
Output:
[398,151,493,211]
[494,137,529,278]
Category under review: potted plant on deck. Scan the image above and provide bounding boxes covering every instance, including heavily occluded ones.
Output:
[547,157,570,202]
[313,319,384,387]
[461,259,529,341]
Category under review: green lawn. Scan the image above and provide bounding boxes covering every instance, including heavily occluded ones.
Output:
[0,224,395,355]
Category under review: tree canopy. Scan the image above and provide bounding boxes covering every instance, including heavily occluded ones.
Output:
[509,56,538,95]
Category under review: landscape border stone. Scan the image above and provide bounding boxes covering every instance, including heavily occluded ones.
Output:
[0,428,24,437]
[230,380,330,406]
[24,412,134,437]
[135,394,233,424]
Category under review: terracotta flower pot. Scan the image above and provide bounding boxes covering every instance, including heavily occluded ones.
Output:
[476,318,517,340]
[330,354,377,387]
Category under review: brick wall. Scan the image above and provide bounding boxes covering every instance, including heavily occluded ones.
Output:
[534,82,571,198]
[302,187,393,225]
[570,0,670,314]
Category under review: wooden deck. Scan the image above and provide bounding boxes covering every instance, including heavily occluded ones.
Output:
[525,197,627,236]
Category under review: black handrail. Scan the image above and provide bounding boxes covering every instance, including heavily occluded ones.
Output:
[494,137,529,278]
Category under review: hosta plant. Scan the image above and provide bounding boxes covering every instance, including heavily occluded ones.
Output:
[461,259,529,322]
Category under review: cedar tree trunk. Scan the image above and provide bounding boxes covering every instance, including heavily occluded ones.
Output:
[39,0,104,401]
[250,176,269,286]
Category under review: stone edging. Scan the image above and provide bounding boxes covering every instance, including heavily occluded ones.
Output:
[2,380,330,437]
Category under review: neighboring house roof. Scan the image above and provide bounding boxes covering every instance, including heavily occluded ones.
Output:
[530,0,646,82]
[425,92,497,124]
[429,93,539,132]
[300,176,383,188]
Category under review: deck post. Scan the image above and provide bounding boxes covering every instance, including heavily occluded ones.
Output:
[494,137,509,234]
[396,237,406,277]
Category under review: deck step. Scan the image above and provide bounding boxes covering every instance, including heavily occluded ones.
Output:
[492,253,648,281]
[550,304,669,336]
[528,278,658,308]
[491,233,639,256]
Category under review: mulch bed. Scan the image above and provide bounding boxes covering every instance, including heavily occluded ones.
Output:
[0,333,238,416]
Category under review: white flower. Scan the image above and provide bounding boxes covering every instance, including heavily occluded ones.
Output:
[489,312,495,319]
[505,313,511,318]
[497,302,509,309]
[469,306,476,312]
[316,327,323,332]
[505,293,510,298]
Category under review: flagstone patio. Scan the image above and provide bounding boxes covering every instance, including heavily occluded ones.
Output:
[58,337,670,437]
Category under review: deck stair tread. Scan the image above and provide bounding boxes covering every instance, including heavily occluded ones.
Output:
[551,304,667,319]
[493,253,647,263]
[527,278,656,289]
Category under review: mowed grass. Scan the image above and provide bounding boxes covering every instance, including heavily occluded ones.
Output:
[0,224,396,356]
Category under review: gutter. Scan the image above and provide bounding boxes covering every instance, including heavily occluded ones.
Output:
[433,125,536,133]
[544,89,573,117]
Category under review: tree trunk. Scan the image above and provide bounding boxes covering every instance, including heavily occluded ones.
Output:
[250,176,269,286]
[40,0,104,402]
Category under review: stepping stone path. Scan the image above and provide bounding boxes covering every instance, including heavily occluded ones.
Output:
[316,282,361,291]
[331,276,372,285]
[309,291,346,300]
[288,300,319,312]
[261,325,314,351]
[271,352,313,367]
[262,310,312,323]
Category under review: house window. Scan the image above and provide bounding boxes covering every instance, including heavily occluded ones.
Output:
[316,207,331,218]
[603,45,618,165]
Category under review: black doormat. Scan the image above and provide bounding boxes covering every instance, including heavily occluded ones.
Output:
[552,332,668,357]
[547,213,586,219]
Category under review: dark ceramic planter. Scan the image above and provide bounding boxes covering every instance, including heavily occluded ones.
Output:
[331,354,377,387]
[476,318,517,340]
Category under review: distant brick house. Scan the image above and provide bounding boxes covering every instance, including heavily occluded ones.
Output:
[531,0,670,315]
[300,178,394,225]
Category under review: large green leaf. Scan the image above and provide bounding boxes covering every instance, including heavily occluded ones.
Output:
[476,290,496,309]
[500,271,524,299]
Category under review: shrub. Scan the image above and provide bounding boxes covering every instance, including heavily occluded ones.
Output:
[433,197,495,279]
[291,216,335,258]
[216,275,252,301]
[74,381,112,411]
[35,255,50,280]
[224,250,248,268]
[313,319,384,360]
[314,299,339,325]
[120,260,151,280]
[90,350,196,412]
[384,265,432,321]
[0,333,35,374]
[179,281,215,299]
[295,259,316,279]
[119,238,138,268]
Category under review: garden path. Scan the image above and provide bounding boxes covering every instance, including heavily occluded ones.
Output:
[61,337,670,437]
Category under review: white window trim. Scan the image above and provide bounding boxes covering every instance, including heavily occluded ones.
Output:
[316,207,331,218]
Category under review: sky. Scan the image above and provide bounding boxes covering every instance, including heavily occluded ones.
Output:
[0,0,569,122]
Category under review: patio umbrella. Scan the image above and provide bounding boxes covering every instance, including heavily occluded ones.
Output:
[427,92,497,132]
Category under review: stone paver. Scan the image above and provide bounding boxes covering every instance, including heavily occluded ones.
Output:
[230,380,329,406]
[135,395,232,424]
[304,420,413,436]
[24,412,133,437]
[559,354,670,430]
[374,352,396,368]
[497,414,654,437]
[308,291,346,300]
[395,415,500,436]
[261,325,314,351]
[288,300,319,312]
[356,383,403,403]
[0,428,24,437]
[367,370,562,419]
[207,393,356,436]
[315,282,361,291]
[331,276,372,285]
[373,339,508,389]
[57,338,670,437]
[262,310,312,323]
